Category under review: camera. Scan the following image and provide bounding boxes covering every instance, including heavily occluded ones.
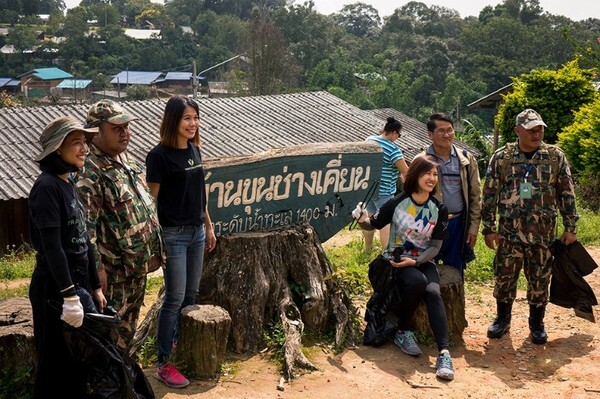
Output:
[391,245,404,262]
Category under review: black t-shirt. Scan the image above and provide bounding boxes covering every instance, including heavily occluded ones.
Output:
[29,172,90,291]
[146,142,207,227]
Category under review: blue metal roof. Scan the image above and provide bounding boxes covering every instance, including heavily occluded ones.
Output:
[0,78,19,87]
[110,71,163,85]
[56,79,92,89]
[165,72,192,81]
[31,67,72,80]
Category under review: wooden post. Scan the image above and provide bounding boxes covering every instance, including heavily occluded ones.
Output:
[174,304,231,378]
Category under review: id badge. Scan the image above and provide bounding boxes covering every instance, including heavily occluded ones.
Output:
[520,182,532,199]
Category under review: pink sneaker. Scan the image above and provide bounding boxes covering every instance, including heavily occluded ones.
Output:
[156,363,189,388]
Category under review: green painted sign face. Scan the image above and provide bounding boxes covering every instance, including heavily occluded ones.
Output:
[204,143,383,242]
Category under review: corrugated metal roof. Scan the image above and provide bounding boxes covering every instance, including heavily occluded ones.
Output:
[2,79,20,87]
[0,78,11,87]
[21,67,73,80]
[364,108,480,158]
[164,72,192,81]
[0,91,475,201]
[57,79,93,89]
[123,29,161,40]
[110,71,163,85]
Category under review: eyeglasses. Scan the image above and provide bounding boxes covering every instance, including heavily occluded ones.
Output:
[432,127,455,135]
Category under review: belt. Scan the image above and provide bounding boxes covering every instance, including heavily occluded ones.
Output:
[448,211,463,219]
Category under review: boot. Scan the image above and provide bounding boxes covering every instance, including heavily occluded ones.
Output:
[529,305,548,345]
[487,301,512,339]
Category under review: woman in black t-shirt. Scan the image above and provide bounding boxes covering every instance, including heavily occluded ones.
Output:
[146,96,217,388]
[28,116,107,398]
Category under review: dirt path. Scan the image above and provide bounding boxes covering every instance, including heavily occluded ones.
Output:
[146,234,600,399]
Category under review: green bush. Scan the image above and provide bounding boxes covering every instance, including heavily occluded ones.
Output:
[495,59,597,146]
[558,97,600,176]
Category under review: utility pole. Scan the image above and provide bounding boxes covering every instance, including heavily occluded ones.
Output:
[192,60,198,100]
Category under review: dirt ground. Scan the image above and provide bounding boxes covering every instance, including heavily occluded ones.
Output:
[145,230,600,399]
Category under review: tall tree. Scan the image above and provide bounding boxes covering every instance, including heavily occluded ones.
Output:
[331,2,381,38]
[241,14,299,95]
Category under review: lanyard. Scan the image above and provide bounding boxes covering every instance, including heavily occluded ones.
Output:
[522,163,534,182]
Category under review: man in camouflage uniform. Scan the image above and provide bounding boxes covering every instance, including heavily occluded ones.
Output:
[77,100,164,350]
[481,108,578,345]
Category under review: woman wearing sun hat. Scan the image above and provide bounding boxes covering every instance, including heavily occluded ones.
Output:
[28,116,107,398]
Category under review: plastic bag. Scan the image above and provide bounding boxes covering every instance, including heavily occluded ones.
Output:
[63,308,155,398]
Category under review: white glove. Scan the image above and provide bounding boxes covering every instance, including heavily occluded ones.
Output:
[61,296,84,328]
[352,202,368,223]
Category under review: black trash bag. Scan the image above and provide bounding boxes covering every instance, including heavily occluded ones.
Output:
[363,256,400,346]
[63,307,155,399]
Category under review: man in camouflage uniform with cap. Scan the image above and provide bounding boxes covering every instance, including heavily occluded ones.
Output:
[481,108,578,345]
[76,99,164,350]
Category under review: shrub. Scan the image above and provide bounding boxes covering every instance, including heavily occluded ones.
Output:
[495,59,597,146]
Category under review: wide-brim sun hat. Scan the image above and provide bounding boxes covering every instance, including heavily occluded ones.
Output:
[35,116,99,162]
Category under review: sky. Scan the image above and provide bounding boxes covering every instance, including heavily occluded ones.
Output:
[312,0,599,21]
[62,0,599,22]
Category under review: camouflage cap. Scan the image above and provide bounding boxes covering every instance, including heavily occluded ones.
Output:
[86,99,139,128]
[36,116,98,162]
[516,109,547,129]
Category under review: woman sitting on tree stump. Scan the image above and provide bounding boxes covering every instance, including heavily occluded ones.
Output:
[353,154,455,381]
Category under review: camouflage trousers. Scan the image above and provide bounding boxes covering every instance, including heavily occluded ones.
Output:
[493,239,552,306]
[105,275,148,350]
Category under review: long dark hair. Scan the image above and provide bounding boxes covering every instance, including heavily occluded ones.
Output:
[402,155,439,195]
[159,95,201,148]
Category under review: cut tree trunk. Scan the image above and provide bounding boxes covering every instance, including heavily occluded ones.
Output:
[175,304,231,378]
[130,222,356,379]
[410,264,468,340]
[0,298,36,375]
[198,222,353,379]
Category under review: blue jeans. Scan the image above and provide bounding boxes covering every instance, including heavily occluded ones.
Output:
[157,225,206,363]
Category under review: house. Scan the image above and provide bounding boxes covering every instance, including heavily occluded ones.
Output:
[56,79,93,99]
[123,29,161,40]
[110,71,163,90]
[0,91,476,250]
[155,72,208,95]
[17,67,73,98]
[0,78,20,93]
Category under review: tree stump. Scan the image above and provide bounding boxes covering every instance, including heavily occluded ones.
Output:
[198,222,355,379]
[0,298,36,379]
[131,222,356,379]
[174,305,231,378]
[410,264,467,340]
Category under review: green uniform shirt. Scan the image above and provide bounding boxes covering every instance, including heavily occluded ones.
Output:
[481,141,578,244]
[76,145,164,283]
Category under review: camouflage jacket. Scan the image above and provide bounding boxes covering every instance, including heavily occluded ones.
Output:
[481,141,578,244]
[76,145,164,283]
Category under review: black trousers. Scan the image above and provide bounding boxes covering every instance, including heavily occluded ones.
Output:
[29,266,86,399]
[393,261,450,351]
